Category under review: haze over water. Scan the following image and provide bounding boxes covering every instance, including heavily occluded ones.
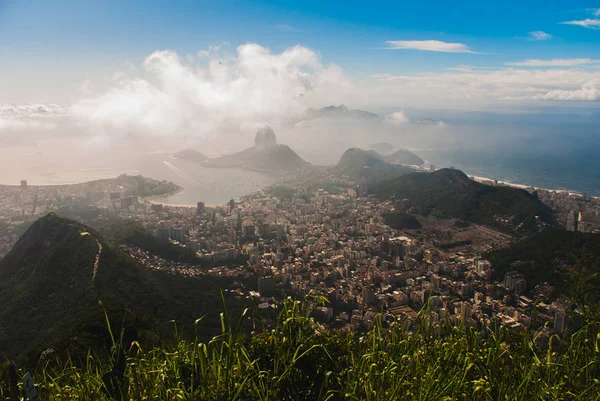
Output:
[0,148,275,205]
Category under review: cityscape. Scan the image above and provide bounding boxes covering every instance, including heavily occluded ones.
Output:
[2,0,600,398]
[2,162,599,344]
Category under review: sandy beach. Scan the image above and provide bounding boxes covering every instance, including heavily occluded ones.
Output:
[470,175,587,197]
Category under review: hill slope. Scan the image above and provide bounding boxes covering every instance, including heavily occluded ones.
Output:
[173,149,209,162]
[206,144,307,171]
[306,104,381,120]
[0,214,229,360]
[335,148,413,183]
[487,229,600,294]
[204,126,308,172]
[375,168,554,233]
[99,219,202,265]
[382,149,425,166]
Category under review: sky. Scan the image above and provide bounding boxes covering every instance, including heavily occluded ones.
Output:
[1,0,599,145]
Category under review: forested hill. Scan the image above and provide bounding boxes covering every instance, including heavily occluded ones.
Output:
[375,168,555,233]
[335,148,414,183]
[0,214,233,361]
[486,229,600,295]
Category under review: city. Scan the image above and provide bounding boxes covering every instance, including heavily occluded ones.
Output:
[2,168,599,347]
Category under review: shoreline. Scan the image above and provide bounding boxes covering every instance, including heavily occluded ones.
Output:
[468,174,593,198]
[149,200,222,208]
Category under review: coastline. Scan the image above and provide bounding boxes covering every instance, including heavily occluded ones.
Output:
[468,174,592,198]
[141,186,185,204]
[149,200,222,208]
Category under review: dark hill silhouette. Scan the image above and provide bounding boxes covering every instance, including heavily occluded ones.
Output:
[368,142,395,155]
[335,148,413,183]
[173,149,209,162]
[204,126,307,171]
[382,149,425,166]
[306,105,381,120]
[375,168,555,233]
[0,214,231,360]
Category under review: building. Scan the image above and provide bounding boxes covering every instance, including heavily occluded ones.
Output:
[360,166,370,196]
[362,286,375,306]
[505,271,526,294]
[460,302,472,320]
[20,180,27,189]
[554,309,568,333]
[170,227,186,243]
[196,201,205,215]
[258,276,275,297]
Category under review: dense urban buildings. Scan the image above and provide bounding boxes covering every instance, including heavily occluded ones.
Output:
[2,171,598,347]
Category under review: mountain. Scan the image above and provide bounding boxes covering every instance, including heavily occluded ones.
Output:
[375,168,555,233]
[414,118,438,124]
[382,149,425,166]
[205,126,307,171]
[99,219,202,265]
[486,229,600,295]
[305,105,381,120]
[335,148,413,183]
[173,149,208,162]
[366,143,425,165]
[0,214,229,360]
[368,142,395,155]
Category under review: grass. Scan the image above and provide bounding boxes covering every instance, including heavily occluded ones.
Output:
[2,295,600,400]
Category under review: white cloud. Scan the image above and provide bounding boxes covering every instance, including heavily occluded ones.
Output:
[383,40,479,53]
[505,58,599,67]
[372,67,600,104]
[529,80,600,101]
[560,19,600,30]
[0,103,65,134]
[70,44,350,138]
[385,111,409,124]
[528,31,552,41]
[0,103,66,118]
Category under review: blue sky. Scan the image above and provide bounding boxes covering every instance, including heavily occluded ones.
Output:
[0,0,599,134]
[2,1,599,72]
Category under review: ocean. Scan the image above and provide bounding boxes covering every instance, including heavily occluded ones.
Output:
[0,149,276,205]
[418,149,600,196]
[1,113,599,202]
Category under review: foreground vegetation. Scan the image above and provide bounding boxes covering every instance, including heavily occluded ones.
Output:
[2,296,599,400]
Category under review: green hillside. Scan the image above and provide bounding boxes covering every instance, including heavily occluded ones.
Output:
[487,229,600,295]
[0,214,233,361]
[99,219,202,265]
[335,148,414,183]
[375,168,555,233]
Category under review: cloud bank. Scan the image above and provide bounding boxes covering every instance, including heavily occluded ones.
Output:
[383,40,478,53]
[374,67,600,103]
[2,41,600,147]
[70,43,350,138]
[0,103,65,134]
[505,58,600,67]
